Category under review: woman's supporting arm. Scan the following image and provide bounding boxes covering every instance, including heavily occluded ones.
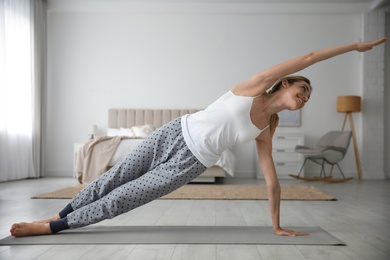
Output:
[256,131,308,236]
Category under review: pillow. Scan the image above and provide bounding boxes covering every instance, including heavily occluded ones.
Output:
[107,128,121,137]
[120,128,135,138]
[131,125,155,138]
[108,125,155,138]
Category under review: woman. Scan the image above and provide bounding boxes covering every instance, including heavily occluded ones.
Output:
[11,37,387,237]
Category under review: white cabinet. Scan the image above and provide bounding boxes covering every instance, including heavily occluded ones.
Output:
[256,133,304,179]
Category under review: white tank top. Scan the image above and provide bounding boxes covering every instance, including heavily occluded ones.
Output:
[181,90,269,167]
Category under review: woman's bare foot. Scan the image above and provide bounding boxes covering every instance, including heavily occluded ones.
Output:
[10,222,52,237]
[33,214,61,224]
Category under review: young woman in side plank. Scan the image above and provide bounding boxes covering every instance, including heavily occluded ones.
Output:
[11,37,387,237]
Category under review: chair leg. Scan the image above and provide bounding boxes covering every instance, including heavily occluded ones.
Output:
[320,159,327,178]
[306,158,326,178]
[335,163,346,179]
[297,158,308,177]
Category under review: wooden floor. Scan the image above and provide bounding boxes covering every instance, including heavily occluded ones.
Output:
[0,177,389,260]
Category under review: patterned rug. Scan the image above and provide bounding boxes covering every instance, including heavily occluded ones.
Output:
[31,184,336,201]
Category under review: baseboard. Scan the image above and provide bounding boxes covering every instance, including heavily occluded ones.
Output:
[231,171,257,179]
[45,170,73,177]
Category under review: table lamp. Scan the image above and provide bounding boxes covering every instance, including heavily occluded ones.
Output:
[89,124,97,140]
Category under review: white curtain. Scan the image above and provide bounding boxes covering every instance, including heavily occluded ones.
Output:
[0,0,46,181]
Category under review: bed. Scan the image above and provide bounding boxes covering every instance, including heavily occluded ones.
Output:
[76,109,235,184]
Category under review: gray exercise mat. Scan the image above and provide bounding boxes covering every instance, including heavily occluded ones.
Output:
[0,226,345,246]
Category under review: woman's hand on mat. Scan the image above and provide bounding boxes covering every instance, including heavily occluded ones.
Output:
[274,228,308,237]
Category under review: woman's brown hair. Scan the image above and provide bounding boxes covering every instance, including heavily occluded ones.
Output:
[267,75,311,135]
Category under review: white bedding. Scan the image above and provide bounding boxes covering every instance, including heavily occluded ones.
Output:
[108,139,235,176]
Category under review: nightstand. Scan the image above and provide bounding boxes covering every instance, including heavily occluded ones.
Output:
[256,133,304,179]
[73,142,84,178]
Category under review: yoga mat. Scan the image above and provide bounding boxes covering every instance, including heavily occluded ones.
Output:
[0,226,345,246]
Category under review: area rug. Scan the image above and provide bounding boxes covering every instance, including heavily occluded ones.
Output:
[0,226,345,246]
[31,185,336,201]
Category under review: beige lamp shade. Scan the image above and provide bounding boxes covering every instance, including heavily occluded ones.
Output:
[337,96,361,112]
[89,124,97,135]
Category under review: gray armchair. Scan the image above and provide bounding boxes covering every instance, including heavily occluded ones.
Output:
[290,131,353,182]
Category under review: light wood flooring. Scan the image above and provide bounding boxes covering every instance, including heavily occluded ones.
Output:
[0,177,389,260]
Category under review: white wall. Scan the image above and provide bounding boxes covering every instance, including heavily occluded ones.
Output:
[385,12,390,179]
[46,1,367,178]
[362,11,386,179]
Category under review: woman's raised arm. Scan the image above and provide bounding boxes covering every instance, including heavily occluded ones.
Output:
[232,37,388,97]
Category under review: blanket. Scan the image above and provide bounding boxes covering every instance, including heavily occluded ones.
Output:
[76,136,129,184]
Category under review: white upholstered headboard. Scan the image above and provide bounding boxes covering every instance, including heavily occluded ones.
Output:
[108,109,199,129]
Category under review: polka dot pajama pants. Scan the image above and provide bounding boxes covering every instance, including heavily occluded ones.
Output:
[66,118,206,229]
